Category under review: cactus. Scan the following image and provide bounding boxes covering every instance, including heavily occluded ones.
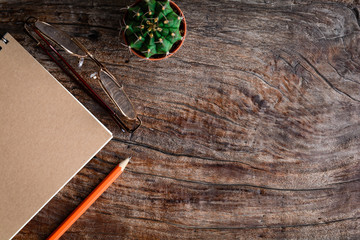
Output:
[124,0,183,58]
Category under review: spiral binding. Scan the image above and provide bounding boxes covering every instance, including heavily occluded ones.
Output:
[2,36,9,44]
[0,37,9,51]
[0,36,9,51]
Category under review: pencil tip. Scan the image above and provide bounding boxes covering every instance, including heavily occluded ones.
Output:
[119,157,131,170]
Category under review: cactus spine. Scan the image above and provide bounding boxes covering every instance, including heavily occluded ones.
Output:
[125,0,183,58]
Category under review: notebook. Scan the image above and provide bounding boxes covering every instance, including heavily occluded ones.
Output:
[0,33,113,239]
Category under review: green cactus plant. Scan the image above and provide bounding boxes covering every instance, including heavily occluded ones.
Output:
[124,0,184,59]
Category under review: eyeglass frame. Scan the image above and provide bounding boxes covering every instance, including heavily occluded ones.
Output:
[24,17,141,132]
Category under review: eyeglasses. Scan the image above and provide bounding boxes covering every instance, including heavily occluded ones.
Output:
[24,17,141,132]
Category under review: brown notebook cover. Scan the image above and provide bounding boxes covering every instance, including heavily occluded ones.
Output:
[0,33,113,239]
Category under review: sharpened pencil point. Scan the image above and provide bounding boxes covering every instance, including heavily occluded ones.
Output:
[119,157,131,170]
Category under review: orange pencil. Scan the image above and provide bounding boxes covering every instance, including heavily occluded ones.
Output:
[47,157,131,240]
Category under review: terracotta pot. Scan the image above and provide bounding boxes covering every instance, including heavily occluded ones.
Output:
[123,0,187,61]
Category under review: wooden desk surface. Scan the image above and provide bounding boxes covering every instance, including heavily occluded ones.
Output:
[1,0,359,239]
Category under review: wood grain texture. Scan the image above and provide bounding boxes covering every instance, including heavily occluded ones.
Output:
[1,0,359,239]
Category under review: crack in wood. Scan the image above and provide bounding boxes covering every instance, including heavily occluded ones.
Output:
[298,53,360,102]
[110,137,262,168]
[124,215,360,230]
[126,169,335,192]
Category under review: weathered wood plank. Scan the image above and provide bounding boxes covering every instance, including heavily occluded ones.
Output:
[0,0,359,239]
